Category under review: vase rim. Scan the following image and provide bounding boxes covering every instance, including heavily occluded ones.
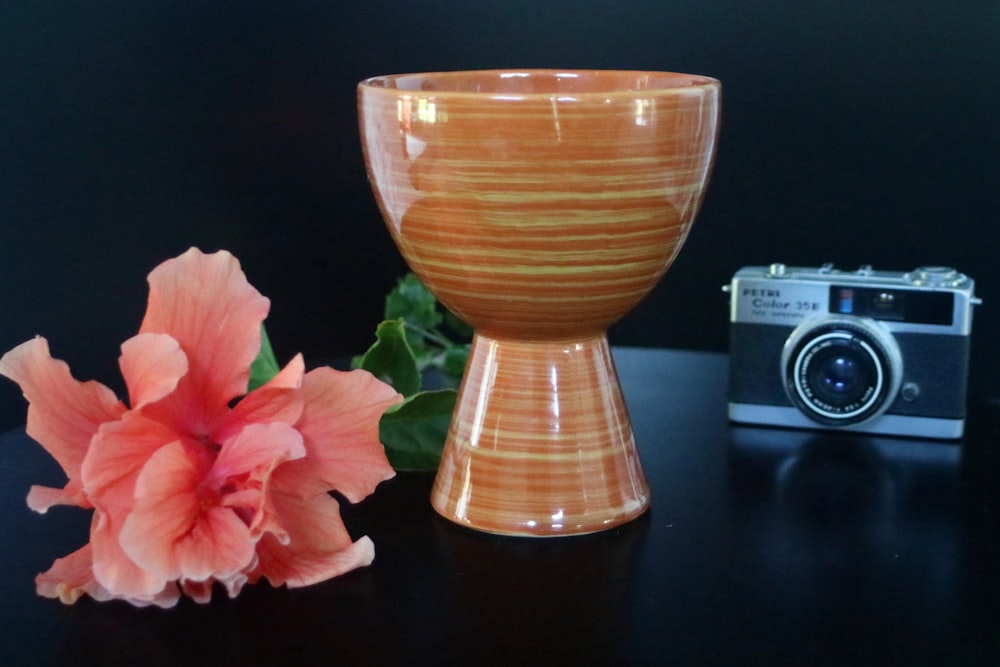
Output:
[358,69,720,98]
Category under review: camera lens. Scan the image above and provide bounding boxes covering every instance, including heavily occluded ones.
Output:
[817,356,859,393]
[803,338,879,409]
[782,317,902,426]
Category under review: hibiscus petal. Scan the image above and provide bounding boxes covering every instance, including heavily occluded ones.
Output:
[178,507,257,583]
[138,248,270,435]
[179,578,214,604]
[208,421,306,488]
[116,439,203,579]
[248,491,286,546]
[119,332,188,409]
[255,352,305,391]
[218,567,251,598]
[292,367,401,502]
[35,544,110,605]
[82,412,181,511]
[212,354,306,446]
[0,337,126,508]
[180,564,252,603]
[256,531,375,590]
[123,586,182,609]
[209,422,307,546]
[26,484,87,513]
[90,507,175,602]
[252,474,376,588]
[39,541,183,608]
[120,440,256,584]
[85,420,194,601]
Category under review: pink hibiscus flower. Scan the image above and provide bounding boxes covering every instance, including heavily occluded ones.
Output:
[0,248,402,607]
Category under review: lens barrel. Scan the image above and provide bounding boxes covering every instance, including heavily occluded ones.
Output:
[781,316,902,426]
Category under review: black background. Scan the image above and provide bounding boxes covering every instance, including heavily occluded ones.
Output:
[2,1,997,428]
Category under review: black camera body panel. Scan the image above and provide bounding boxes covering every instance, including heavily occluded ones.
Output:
[729,322,971,418]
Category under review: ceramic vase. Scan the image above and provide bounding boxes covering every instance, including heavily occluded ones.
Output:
[358,70,720,536]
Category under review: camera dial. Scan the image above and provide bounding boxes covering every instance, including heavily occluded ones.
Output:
[781,316,903,426]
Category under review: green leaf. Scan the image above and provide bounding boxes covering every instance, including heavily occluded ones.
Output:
[354,319,422,397]
[442,344,470,379]
[385,273,443,333]
[379,389,456,471]
[356,273,474,470]
[248,325,280,392]
[385,273,442,357]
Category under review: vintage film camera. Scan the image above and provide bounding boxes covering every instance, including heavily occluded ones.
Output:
[725,264,980,439]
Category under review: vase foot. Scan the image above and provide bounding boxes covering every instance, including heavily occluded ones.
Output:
[430,333,650,536]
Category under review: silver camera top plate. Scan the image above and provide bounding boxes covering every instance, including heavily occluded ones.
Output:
[723,263,980,335]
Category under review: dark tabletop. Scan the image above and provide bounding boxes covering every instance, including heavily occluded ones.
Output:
[2,348,1000,666]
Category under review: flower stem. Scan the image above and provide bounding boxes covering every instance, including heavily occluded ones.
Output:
[403,322,453,350]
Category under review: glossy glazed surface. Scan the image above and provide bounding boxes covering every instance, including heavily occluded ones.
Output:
[358,70,720,535]
[432,334,648,535]
[359,69,720,339]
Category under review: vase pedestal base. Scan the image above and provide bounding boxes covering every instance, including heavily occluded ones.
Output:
[430,333,650,537]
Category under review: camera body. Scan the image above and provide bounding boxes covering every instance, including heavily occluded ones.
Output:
[726,263,980,439]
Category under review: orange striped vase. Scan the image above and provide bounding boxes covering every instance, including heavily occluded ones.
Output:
[358,70,720,536]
